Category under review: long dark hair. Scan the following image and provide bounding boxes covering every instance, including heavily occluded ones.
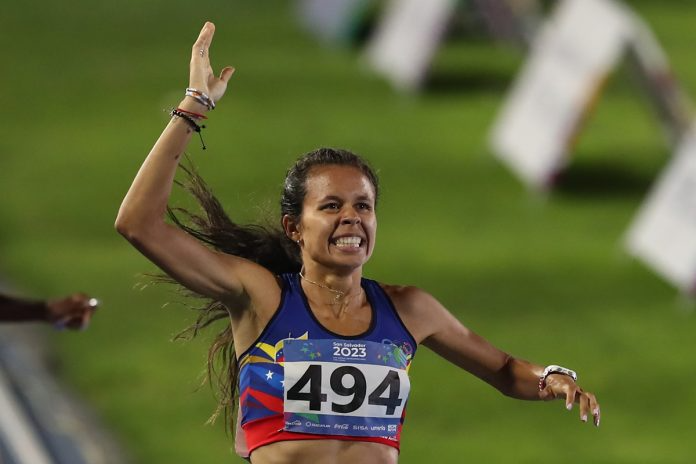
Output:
[170,147,379,430]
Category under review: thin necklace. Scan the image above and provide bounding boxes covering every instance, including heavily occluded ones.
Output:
[299,268,345,303]
[299,268,362,306]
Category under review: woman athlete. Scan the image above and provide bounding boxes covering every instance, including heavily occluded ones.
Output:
[116,22,600,464]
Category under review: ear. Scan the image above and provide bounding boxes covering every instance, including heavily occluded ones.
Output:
[282,215,301,243]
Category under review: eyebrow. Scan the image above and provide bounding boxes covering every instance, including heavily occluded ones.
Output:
[319,194,373,203]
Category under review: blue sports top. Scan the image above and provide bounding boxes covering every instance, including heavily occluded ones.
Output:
[235,273,417,457]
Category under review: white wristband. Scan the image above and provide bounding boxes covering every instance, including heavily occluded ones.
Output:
[539,365,577,390]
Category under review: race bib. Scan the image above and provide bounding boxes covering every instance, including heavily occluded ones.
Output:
[283,339,410,438]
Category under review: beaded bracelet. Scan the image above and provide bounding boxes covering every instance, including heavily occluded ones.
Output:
[185,87,215,110]
[171,109,207,150]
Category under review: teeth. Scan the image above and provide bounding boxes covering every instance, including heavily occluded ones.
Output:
[334,236,362,248]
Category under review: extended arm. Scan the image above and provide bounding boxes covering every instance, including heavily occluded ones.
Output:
[393,287,600,426]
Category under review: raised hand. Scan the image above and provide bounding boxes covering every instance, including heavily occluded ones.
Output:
[188,22,235,107]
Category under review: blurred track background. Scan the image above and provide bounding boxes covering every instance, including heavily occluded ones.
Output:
[1,0,695,462]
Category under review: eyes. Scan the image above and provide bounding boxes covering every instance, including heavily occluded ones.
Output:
[320,201,373,212]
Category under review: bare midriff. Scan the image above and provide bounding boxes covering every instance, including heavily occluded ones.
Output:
[249,439,399,464]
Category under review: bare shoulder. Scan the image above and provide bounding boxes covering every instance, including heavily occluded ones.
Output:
[379,283,444,344]
[380,284,436,311]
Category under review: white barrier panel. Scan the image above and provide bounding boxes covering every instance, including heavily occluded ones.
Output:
[490,0,634,189]
[626,16,692,145]
[626,132,696,293]
[365,0,457,91]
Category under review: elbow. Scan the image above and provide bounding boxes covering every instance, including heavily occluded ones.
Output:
[114,208,151,244]
[114,214,127,236]
[114,209,134,238]
[114,218,139,244]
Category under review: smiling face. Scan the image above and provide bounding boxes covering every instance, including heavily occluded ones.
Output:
[288,164,377,274]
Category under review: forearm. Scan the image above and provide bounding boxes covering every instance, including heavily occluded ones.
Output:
[115,98,208,234]
[118,22,232,237]
[0,294,47,322]
[484,356,545,401]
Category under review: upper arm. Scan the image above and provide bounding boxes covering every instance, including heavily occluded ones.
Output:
[389,286,510,381]
[389,286,545,399]
[120,220,279,310]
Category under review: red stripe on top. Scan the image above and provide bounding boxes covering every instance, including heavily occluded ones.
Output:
[241,415,400,457]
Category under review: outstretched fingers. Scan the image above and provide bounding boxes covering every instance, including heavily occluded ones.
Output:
[192,21,215,62]
[187,22,235,104]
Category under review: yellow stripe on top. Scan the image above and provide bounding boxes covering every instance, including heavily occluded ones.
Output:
[238,332,309,368]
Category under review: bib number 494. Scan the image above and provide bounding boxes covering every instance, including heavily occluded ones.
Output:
[286,364,403,415]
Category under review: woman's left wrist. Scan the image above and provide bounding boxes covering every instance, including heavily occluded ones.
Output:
[538,364,577,390]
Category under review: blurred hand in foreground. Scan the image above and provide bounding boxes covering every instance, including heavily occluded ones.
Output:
[47,293,99,330]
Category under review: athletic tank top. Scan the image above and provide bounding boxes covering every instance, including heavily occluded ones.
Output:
[236,273,417,458]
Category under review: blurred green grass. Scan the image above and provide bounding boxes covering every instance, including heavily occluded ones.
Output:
[2,0,696,462]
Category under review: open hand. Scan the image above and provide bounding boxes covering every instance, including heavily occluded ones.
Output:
[189,22,235,106]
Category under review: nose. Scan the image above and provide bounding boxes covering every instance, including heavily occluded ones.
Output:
[340,209,361,225]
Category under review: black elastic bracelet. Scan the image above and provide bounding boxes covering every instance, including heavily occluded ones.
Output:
[171,109,207,150]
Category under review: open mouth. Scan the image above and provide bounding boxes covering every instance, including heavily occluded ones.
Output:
[331,236,363,249]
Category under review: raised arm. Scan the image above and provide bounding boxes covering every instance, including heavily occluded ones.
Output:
[390,286,600,426]
[115,22,276,309]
